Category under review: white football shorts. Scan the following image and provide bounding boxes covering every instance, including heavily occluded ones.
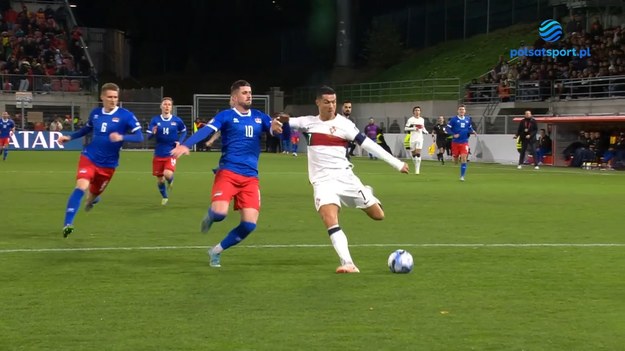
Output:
[312,172,380,211]
[410,139,424,150]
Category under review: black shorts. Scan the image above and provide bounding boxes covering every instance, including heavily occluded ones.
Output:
[436,140,446,148]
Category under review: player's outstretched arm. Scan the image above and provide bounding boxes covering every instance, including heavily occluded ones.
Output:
[57,135,71,145]
[355,133,408,173]
[64,124,93,143]
[181,125,216,148]
[171,125,216,157]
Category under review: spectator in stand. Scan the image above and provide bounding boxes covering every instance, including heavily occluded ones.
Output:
[536,128,552,165]
[566,14,584,34]
[603,132,625,169]
[4,6,18,30]
[49,117,63,131]
[498,80,511,102]
[44,5,55,20]
[388,119,401,133]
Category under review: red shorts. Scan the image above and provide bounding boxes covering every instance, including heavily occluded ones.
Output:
[451,142,469,157]
[0,137,9,147]
[212,169,260,210]
[76,155,116,196]
[152,156,177,177]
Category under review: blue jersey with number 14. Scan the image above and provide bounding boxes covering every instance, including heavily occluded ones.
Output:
[147,115,187,157]
[207,108,272,177]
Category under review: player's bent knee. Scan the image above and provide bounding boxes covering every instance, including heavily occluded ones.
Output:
[210,209,227,222]
[75,179,90,191]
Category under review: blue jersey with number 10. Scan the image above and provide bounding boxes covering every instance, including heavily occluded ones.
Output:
[207,108,272,177]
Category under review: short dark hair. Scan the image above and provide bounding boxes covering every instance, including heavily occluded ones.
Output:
[231,80,251,94]
[343,99,352,105]
[458,104,466,108]
[316,85,336,99]
[413,106,421,112]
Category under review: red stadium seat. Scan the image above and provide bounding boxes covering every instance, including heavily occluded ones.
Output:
[51,79,61,91]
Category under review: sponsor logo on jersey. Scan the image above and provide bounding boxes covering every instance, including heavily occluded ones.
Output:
[171,122,177,125]
[112,117,120,122]
[233,118,239,123]
[255,118,262,124]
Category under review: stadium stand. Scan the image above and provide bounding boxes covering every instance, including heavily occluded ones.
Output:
[0,1,91,94]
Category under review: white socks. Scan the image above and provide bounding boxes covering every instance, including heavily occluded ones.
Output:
[413,156,421,174]
[329,228,353,265]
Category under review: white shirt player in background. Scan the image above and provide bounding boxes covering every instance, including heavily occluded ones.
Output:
[404,106,429,174]
[272,86,409,274]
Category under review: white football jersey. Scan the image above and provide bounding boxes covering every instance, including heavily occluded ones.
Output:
[289,114,359,183]
[405,116,428,142]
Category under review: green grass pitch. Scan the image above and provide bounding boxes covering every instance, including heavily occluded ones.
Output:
[1,151,624,350]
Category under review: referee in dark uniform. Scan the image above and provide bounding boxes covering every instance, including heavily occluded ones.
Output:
[431,115,448,164]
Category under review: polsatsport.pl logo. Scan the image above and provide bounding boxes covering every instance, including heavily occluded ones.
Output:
[509,19,591,59]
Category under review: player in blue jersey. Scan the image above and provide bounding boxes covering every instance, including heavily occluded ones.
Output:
[446,105,476,181]
[0,112,16,161]
[146,97,187,205]
[171,80,281,268]
[57,83,144,237]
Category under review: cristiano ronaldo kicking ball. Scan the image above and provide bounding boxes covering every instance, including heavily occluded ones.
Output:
[388,249,414,273]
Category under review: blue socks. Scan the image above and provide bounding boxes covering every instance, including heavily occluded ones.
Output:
[220,221,256,250]
[167,175,174,185]
[158,182,167,198]
[460,163,467,177]
[64,188,85,226]
[2,148,7,160]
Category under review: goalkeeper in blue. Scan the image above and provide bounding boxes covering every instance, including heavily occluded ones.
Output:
[146,97,187,205]
[171,80,282,268]
[57,83,144,237]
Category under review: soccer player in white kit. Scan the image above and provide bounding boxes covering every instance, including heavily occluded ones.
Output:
[272,86,409,273]
[404,106,429,174]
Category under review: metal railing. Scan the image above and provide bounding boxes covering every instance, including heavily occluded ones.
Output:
[463,75,625,104]
[290,78,461,104]
[1,74,97,95]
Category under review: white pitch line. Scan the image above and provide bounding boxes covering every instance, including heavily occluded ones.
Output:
[1,243,624,254]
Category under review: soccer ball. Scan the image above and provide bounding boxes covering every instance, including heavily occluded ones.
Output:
[387,249,414,273]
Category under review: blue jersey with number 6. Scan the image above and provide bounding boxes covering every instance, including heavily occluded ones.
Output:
[83,106,142,168]
[206,108,272,177]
